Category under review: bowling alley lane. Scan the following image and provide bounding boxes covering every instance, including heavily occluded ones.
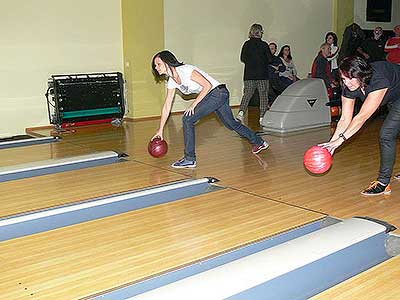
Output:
[0,160,186,218]
[0,140,94,167]
[0,188,323,300]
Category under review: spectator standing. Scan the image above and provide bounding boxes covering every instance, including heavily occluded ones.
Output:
[325,32,340,80]
[357,26,387,62]
[338,23,366,61]
[237,23,273,125]
[385,25,400,64]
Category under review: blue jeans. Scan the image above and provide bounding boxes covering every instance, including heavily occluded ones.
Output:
[378,100,400,184]
[182,86,264,161]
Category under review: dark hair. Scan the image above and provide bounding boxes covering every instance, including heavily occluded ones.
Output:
[278,45,292,61]
[339,56,373,88]
[325,32,338,46]
[151,50,184,82]
[269,42,277,48]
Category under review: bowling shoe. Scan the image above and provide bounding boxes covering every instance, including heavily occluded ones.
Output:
[361,180,391,196]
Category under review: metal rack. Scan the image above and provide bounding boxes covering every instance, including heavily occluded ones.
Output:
[46,72,125,128]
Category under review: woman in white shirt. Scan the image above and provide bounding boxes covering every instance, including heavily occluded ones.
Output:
[151,50,269,169]
[325,32,340,80]
[277,45,298,88]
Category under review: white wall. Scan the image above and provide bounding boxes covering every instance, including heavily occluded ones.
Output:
[354,0,400,30]
[164,0,333,110]
[0,1,123,136]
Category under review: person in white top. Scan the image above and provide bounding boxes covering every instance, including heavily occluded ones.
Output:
[325,32,340,80]
[151,50,269,168]
[277,45,298,89]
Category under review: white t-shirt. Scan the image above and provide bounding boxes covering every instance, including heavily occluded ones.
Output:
[167,64,220,94]
[327,45,339,70]
[279,57,297,78]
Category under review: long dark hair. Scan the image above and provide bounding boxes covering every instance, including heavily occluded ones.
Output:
[278,45,292,61]
[325,32,338,46]
[339,56,373,88]
[151,50,184,82]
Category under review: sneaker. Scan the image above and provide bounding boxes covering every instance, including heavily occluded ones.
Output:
[171,158,197,169]
[236,110,244,123]
[394,174,400,180]
[259,117,263,125]
[252,141,269,154]
[360,180,391,196]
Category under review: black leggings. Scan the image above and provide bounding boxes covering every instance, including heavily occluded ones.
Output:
[378,100,400,184]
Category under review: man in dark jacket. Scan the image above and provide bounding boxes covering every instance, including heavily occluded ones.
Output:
[311,43,337,89]
[237,23,273,125]
[357,26,387,63]
[338,23,366,62]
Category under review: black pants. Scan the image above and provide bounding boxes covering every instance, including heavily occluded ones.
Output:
[378,100,400,184]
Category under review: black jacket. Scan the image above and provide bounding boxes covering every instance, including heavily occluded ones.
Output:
[311,52,334,88]
[241,38,273,80]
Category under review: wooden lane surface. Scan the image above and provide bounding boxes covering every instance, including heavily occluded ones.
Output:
[28,114,400,231]
[219,119,400,232]
[138,114,400,231]
[0,160,186,218]
[0,141,94,167]
[0,188,324,300]
[312,255,400,300]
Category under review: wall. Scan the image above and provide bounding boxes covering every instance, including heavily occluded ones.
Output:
[1,1,343,131]
[0,1,123,136]
[121,0,165,119]
[164,0,334,110]
[334,0,354,44]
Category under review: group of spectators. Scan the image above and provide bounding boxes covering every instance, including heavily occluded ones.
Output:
[237,23,400,124]
[233,23,400,196]
[311,23,400,91]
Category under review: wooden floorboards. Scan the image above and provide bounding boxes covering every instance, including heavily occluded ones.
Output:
[312,256,400,300]
[0,160,186,218]
[0,107,398,299]
[0,189,322,299]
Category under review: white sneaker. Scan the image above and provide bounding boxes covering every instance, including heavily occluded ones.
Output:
[236,110,244,123]
[259,117,263,125]
[252,141,269,154]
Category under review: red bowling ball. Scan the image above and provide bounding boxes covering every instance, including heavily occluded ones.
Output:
[148,137,168,158]
[330,106,340,117]
[304,145,332,174]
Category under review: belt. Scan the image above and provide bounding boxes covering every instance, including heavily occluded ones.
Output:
[209,84,227,94]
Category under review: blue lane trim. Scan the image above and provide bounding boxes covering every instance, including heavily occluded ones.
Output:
[226,232,390,300]
[0,180,219,242]
[0,137,59,149]
[0,156,122,182]
[93,218,331,299]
